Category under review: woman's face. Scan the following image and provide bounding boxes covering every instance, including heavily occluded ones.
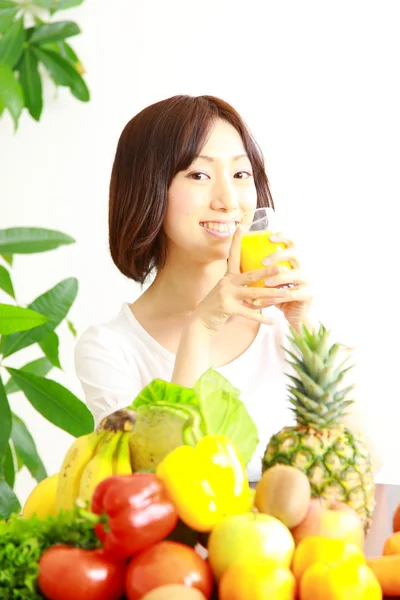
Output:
[164,119,258,264]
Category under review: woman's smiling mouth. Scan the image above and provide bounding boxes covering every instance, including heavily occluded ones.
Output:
[200,221,239,237]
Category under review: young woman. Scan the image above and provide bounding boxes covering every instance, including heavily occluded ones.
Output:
[75,94,380,482]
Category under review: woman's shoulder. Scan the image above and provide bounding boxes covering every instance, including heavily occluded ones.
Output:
[75,303,139,354]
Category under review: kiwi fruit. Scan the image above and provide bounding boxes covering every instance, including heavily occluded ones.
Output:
[254,464,311,528]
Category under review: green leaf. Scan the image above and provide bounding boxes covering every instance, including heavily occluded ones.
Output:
[0,18,25,68]
[132,379,196,409]
[54,0,84,11]
[1,253,13,266]
[0,304,50,335]
[18,47,43,121]
[6,369,94,437]
[31,0,83,10]
[0,4,18,34]
[16,450,23,471]
[193,370,240,434]
[67,319,77,337]
[39,331,61,368]
[4,441,15,487]
[5,357,53,395]
[193,369,259,465]
[0,478,20,518]
[56,39,82,71]
[11,413,47,482]
[131,369,259,466]
[0,264,15,298]
[0,227,75,254]
[32,46,89,101]
[30,20,80,44]
[0,62,24,129]
[28,0,57,8]
[0,373,12,458]
[0,277,78,357]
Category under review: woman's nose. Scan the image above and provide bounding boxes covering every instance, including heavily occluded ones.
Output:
[211,178,239,212]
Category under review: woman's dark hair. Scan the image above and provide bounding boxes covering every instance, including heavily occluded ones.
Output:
[109,94,274,284]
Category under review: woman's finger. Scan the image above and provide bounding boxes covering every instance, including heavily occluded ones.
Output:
[226,225,242,274]
[264,268,307,288]
[235,285,289,301]
[232,264,281,287]
[262,247,300,269]
[268,232,295,248]
[273,285,313,305]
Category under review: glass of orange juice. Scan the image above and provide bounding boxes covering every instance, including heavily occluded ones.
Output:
[240,207,292,288]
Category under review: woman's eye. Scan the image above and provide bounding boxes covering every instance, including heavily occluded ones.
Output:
[234,171,253,179]
[188,172,208,181]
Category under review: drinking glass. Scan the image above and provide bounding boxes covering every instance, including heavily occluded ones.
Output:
[240,207,292,288]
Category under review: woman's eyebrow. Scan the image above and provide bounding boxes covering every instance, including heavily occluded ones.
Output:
[196,154,249,162]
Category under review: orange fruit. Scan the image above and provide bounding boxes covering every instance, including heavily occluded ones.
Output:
[383,531,400,555]
[300,557,381,600]
[392,503,400,533]
[219,559,296,600]
[292,536,365,582]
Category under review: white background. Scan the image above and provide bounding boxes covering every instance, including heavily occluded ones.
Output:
[1,0,399,504]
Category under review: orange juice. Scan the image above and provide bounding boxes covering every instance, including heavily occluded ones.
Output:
[240,231,291,287]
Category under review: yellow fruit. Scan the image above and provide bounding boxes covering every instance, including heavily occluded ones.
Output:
[56,429,107,511]
[78,431,122,505]
[22,473,59,519]
[255,464,311,528]
[219,559,296,600]
[300,556,381,600]
[292,536,365,582]
[208,512,295,581]
[247,487,256,511]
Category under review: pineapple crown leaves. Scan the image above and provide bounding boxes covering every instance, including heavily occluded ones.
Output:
[284,323,356,429]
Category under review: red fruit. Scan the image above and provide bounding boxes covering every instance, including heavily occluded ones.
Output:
[125,541,213,600]
[38,546,126,600]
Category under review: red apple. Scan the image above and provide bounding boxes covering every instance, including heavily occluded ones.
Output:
[290,497,364,548]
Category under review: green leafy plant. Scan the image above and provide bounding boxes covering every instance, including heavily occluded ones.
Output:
[0,227,94,519]
[0,0,89,129]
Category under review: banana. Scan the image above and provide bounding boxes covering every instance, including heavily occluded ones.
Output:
[56,429,108,511]
[112,431,133,475]
[78,430,123,505]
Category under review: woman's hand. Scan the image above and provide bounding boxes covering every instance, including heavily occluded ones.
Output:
[258,232,313,330]
[191,227,291,334]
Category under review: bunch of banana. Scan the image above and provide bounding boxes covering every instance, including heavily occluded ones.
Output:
[56,409,136,511]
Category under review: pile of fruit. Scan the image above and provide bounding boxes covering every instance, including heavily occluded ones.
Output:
[2,324,398,599]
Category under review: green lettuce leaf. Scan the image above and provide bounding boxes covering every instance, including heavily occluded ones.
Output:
[130,368,259,465]
[132,379,196,408]
[193,369,258,464]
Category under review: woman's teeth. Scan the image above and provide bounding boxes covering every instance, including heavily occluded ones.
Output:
[200,222,237,234]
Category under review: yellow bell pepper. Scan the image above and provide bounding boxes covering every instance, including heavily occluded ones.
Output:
[300,556,382,600]
[156,435,250,532]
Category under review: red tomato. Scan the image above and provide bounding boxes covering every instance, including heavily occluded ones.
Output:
[38,545,126,600]
[125,541,213,600]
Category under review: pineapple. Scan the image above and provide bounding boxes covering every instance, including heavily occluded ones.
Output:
[262,324,375,532]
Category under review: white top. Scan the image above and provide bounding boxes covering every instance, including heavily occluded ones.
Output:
[74,303,382,482]
[74,303,295,481]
